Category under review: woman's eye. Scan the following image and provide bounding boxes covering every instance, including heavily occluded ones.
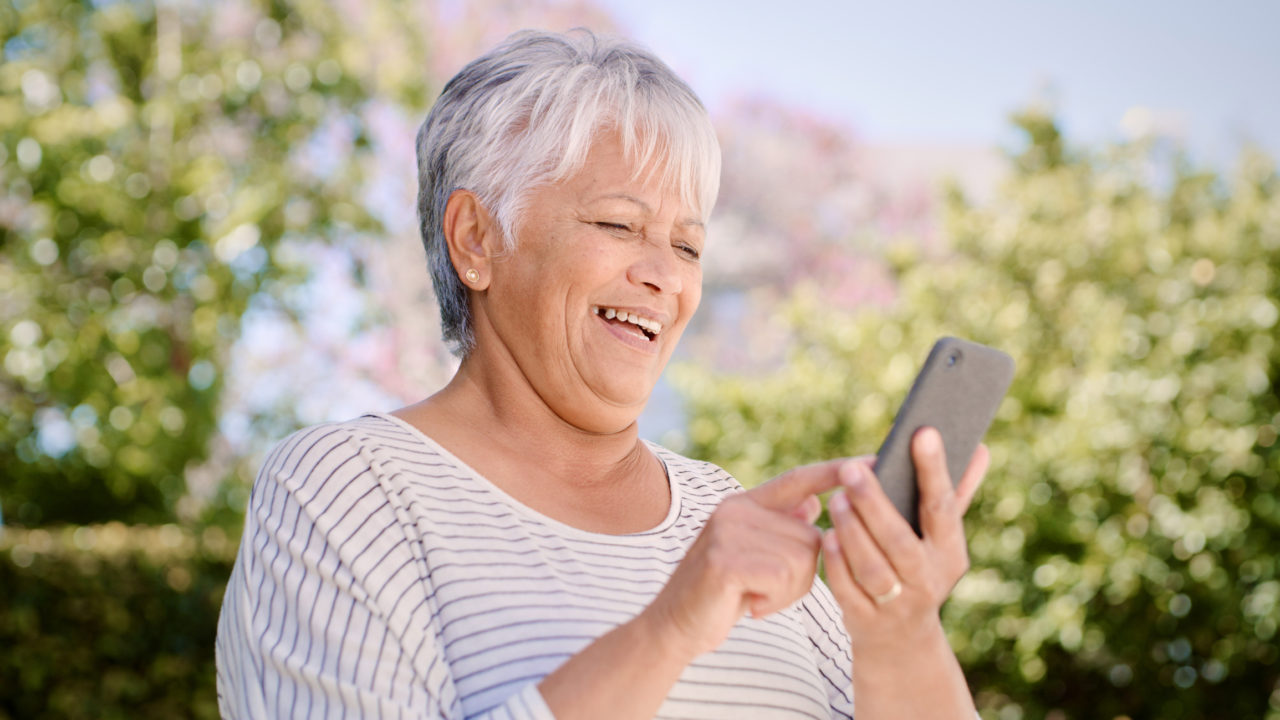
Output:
[595,222,631,232]
[677,243,701,260]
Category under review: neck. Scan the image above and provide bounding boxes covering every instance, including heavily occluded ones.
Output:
[392,342,672,535]
[434,356,648,482]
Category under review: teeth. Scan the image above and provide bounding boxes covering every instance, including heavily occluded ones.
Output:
[593,305,663,336]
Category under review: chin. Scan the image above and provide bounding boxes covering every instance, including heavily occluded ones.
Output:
[560,396,648,436]
[567,411,640,437]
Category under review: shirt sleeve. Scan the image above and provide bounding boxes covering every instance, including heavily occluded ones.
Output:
[215,424,556,720]
[799,579,856,719]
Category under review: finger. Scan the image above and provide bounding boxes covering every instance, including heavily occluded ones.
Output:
[954,443,990,515]
[914,427,961,541]
[748,565,814,618]
[820,529,868,613]
[787,494,822,524]
[840,461,927,581]
[748,459,845,512]
[715,495,823,552]
[738,524,823,617]
[828,489,900,607]
[755,513,824,560]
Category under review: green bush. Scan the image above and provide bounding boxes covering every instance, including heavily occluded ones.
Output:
[675,115,1280,719]
[0,0,428,526]
[0,524,235,720]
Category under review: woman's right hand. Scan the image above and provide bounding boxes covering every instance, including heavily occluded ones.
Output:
[538,462,846,720]
[642,461,845,659]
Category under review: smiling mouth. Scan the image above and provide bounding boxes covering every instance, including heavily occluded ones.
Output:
[592,305,662,342]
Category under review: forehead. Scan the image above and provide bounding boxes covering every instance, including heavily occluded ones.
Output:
[562,132,704,221]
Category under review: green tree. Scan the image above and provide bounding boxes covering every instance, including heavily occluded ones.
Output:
[0,0,429,526]
[676,113,1280,718]
[0,2,432,716]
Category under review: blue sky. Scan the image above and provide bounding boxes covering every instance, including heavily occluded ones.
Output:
[596,0,1280,168]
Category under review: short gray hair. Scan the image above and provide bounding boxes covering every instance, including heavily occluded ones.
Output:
[415,29,721,356]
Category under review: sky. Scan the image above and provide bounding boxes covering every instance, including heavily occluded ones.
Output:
[226,0,1280,446]
[586,0,1280,439]
[594,0,1280,169]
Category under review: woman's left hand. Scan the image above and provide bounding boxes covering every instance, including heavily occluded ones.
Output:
[821,426,988,717]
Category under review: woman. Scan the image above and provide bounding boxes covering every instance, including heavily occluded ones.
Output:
[216,29,988,719]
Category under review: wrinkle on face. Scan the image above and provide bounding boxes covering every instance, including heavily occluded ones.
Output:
[473,131,704,434]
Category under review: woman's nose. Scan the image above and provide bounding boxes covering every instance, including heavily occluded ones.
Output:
[627,242,684,295]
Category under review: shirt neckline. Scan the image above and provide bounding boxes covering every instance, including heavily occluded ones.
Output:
[365,412,684,541]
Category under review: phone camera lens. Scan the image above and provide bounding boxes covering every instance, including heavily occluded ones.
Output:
[947,351,960,367]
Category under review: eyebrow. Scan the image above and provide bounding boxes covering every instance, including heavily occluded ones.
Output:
[592,193,705,229]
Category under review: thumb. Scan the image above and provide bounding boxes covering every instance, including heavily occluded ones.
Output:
[747,459,846,512]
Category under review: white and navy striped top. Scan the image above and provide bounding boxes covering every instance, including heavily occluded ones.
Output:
[216,413,855,719]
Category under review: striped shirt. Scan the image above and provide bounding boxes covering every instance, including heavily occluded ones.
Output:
[216,413,855,719]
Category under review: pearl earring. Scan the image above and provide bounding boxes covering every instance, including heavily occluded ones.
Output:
[465,268,480,284]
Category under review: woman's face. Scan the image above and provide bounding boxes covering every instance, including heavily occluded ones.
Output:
[475,131,705,434]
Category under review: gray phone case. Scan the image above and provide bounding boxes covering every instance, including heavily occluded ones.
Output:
[873,337,1015,535]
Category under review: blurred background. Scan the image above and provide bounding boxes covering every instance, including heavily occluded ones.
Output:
[2,0,1278,718]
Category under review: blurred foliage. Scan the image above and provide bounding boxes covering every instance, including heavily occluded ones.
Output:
[676,113,1280,718]
[0,0,431,714]
[5,0,1280,717]
[0,524,235,720]
[0,0,429,527]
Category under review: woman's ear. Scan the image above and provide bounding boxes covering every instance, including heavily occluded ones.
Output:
[442,189,501,290]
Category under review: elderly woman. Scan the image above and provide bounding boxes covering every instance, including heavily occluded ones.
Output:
[216,29,988,719]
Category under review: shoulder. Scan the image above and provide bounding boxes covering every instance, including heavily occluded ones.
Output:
[249,413,427,508]
[645,440,745,499]
[261,412,424,469]
[239,415,438,600]
[268,412,420,454]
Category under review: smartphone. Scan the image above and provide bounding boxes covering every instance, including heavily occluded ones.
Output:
[873,337,1015,535]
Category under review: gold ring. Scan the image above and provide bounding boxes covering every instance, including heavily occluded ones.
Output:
[873,580,903,605]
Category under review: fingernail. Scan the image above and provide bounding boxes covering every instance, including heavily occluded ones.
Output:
[830,490,850,515]
[839,458,870,491]
[803,495,822,524]
[840,462,864,489]
[918,427,942,454]
[823,530,840,553]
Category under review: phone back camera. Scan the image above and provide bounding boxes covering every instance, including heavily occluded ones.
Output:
[947,350,961,367]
